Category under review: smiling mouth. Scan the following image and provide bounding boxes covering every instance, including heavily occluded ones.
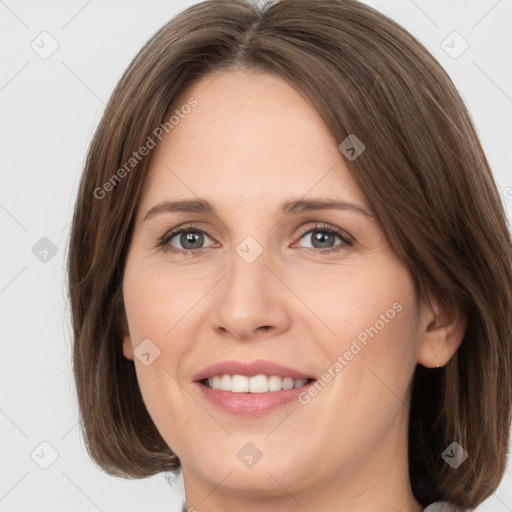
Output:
[200,374,316,393]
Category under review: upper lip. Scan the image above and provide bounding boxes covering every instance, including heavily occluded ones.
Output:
[191,360,316,382]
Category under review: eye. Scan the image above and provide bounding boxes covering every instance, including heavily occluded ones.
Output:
[157,222,353,256]
[159,224,216,254]
[293,223,353,254]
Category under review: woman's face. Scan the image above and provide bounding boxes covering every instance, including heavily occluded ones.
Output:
[122,69,428,508]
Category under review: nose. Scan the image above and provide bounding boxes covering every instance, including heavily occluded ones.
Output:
[210,246,291,342]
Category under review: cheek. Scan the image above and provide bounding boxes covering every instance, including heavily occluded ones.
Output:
[122,260,212,447]
[285,257,417,353]
[296,260,419,416]
[123,258,211,344]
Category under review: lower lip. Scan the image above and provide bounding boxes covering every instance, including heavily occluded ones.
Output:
[195,381,316,416]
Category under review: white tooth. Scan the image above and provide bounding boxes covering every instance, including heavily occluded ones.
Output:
[208,374,309,392]
[249,375,269,393]
[219,374,231,391]
[268,375,283,391]
[212,376,221,390]
[231,374,250,392]
[282,377,295,390]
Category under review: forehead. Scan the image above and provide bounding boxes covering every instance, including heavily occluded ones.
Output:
[140,69,367,212]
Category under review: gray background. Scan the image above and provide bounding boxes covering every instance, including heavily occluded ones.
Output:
[1,0,511,510]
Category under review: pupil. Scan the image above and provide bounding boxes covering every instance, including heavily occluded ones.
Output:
[313,231,334,249]
[181,231,203,249]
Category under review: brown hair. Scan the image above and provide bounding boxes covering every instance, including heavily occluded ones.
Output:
[67,0,512,508]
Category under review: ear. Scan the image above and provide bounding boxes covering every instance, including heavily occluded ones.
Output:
[122,331,135,361]
[115,290,134,361]
[417,298,467,368]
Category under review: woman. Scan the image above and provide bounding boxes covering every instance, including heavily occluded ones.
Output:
[67,1,512,511]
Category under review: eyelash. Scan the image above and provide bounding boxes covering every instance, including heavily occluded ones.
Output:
[157,222,354,257]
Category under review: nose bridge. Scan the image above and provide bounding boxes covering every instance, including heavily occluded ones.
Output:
[210,233,290,339]
[225,235,272,307]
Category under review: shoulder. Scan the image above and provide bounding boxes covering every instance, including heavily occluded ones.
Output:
[424,503,459,512]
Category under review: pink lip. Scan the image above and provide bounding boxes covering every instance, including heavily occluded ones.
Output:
[191,360,317,417]
[190,359,315,381]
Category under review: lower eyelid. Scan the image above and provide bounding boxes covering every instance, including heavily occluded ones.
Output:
[162,229,215,249]
[296,226,352,243]
[294,235,351,253]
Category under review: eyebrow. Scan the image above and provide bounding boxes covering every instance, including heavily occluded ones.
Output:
[142,197,374,221]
